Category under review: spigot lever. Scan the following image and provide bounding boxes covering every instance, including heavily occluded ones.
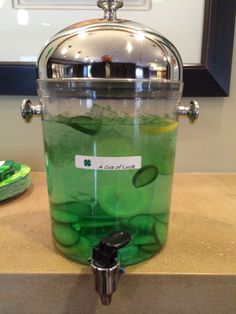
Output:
[93,231,131,268]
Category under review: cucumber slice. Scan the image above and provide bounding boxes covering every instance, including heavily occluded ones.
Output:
[68,116,102,135]
[118,245,138,265]
[139,243,159,253]
[81,226,113,245]
[80,218,116,228]
[51,208,79,224]
[51,201,92,217]
[54,237,90,256]
[132,165,158,188]
[52,223,80,246]
[133,235,157,246]
[154,221,168,245]
[128,214,156,233]
[156,213,169,224]
[72,222,81,232]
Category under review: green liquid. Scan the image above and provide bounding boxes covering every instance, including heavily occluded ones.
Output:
[43,112,177,266]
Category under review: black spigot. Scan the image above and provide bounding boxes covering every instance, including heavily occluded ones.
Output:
[90,231,131,305]
[92,231,131,268]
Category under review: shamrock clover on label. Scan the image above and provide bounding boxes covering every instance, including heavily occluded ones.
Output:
[84,159,92,167]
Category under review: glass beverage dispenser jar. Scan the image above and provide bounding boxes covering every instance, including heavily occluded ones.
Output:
[21,0,199,293]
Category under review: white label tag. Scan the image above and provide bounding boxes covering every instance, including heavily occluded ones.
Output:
[0,161,5,167]
[75,155,141,171]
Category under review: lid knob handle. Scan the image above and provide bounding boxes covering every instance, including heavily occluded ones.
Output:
[97,0,123,20]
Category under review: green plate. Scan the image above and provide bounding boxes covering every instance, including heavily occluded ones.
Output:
[0,163,31,201]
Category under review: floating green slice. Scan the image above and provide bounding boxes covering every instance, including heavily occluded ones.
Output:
[51,201,92,217]
[128,214,156,232]
[52,223,80,246]
[133,235,157,246]
[98,185,147,218]
[72,222,81,232]
[51,209,79,224]
[154,221,168,245]
[67,116,102,135]
[118,245,138,265]
[81,226,113,245]
[156,213,169,224]
[132,165,158,188]
[80,217,117,228]
[54,237,90,256]
[139,243,159,253]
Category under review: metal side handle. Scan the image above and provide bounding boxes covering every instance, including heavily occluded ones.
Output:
[177,100,200,123]
[21,99,42,123]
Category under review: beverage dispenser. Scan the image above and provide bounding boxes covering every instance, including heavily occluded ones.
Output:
[21,0,199,305]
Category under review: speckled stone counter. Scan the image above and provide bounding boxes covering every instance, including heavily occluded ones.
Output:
[0,173,236,314]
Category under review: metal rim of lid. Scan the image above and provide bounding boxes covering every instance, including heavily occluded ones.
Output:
[37,0,183,82]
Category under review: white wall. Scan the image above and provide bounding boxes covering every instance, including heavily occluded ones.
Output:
[176,25,236,172]
[1,0,204,64]
[0,14,235,173]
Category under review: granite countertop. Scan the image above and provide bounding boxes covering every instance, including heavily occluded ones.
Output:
[0,173,236,313]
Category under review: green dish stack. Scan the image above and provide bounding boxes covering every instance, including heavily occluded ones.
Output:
[0,160,31,201]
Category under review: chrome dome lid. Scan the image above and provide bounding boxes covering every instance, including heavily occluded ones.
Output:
[37,0,183,81]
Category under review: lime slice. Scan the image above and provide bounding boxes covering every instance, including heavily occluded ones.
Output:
[52,223,80,246]
[98,185,147,218]
[68,116,102,135]
[132,165,158,188]
[141,120,178,135]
